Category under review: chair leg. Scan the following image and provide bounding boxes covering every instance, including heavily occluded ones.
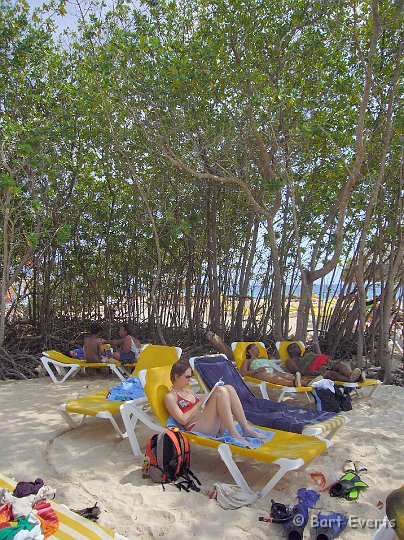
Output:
[277,389,287,402]
[96,412,127,438]
[259,457,304,499]
[358,382,380,399]
[109,365,127,382]
[305,391,314,403]
[217,444,255,494]
[120,401,165,457]
[365,383,380,399]
[120,405,142,455]
[59,406,88,429]
[217,444,305,499]
[259,381,270,400]
[42,359,80,384]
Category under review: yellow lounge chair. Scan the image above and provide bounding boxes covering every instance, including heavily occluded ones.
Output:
[189,354,349,442]
[231,341,314,403]
[276,340,381,399]
[120,366,331,499]
[41,346,133,384]
[0,471,127,539]
[59,345,182,438]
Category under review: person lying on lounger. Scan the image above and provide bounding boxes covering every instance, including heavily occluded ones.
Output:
[240,343,301,387]
[164,360,265,447]
[285,342,363,382]
[105,323,141,364]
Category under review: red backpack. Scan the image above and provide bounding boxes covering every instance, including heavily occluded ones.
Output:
[144,427,201,492]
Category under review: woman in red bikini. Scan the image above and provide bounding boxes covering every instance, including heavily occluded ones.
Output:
[164,360,265,447]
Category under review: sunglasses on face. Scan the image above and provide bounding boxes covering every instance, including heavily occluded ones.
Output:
[184,374,192,379]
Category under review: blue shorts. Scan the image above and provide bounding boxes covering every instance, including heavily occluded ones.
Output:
[120,351,136,363]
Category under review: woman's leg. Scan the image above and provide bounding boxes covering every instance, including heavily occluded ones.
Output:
[253,371,296,387]
[222,385,266,439]
[192,386,250,445]
[270,373,296,386]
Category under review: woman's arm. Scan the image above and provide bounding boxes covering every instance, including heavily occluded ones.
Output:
[105,337,124,346]
[164,392,202,425]
[240,358,266,377]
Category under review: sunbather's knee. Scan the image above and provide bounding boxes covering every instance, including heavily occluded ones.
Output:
[223,384,237,395]
[215,385,230,399]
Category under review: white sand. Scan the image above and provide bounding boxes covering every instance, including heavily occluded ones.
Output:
[0,374,402,539]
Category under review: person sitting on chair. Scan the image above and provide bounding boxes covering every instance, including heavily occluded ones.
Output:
[164,360,265,447]
[81,323,105,362]
[240,343,301,387]
[106,323,141,364]
[285,342,363,382]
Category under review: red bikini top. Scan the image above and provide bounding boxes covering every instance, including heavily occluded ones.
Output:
[173,389,200,413]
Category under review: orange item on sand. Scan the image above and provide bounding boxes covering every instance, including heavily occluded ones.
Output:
[310,472,337,492]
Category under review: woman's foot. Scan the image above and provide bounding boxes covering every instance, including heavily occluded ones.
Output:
[243,427,266,440]
[232,433,252,447]
[350,368,362,382]
[295,372,302,387]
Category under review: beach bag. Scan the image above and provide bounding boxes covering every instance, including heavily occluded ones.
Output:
[313,388,341,412]
[335,387,353,411]
[313,386,353,412]
[144,427,201,492]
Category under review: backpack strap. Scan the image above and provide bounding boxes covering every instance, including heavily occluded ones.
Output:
[166,428,185,478]
[174,474,201,493]
[186,469,202,487]
[145,434,158,467]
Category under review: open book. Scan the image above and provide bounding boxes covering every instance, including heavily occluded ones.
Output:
[201,377,225,410]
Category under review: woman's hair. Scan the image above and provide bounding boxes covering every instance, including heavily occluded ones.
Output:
[170,360,192,383]
[245,343,257,359]
[121,323,133,335]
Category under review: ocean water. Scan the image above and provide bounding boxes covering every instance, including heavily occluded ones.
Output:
[250,282,383,300]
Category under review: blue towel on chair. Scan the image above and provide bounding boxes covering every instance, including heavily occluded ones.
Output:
[71,347,84,358]
[166,416,274,448]
[107,376,146,401]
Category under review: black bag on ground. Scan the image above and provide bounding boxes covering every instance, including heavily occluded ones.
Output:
[144,427,201,492]
[335,387,353,411]
[313,386,353,412]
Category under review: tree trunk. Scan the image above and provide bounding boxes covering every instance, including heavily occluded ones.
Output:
[206,185,221,336]
[234,213,259,339]
[206,330,234,361]
[0,189,12,349]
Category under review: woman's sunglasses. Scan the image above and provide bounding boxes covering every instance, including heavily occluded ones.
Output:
[184,374,192,379]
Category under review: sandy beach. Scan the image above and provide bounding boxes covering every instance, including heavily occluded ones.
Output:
[0,373,402,539]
